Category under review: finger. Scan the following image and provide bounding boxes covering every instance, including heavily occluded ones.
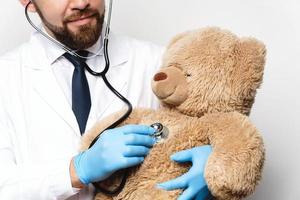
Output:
[125,134,156,147]
[171,149,192,163]
[119,124,156,135]
[123,157,144,168]
[123,146,150,157]
[157,173,189,191]
[178,186,198,200]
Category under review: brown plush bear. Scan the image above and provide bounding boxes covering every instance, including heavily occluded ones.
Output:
[80,27,266,200]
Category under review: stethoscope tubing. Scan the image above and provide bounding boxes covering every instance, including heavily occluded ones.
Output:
[25,0,131,195]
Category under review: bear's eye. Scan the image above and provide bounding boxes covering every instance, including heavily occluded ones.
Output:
[185,73,192,77]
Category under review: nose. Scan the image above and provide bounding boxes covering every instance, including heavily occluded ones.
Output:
[70,0,90,10]
[153,72,168,82]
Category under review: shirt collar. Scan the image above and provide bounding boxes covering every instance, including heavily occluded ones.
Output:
[36,25,104,65]
[26,23,130,70]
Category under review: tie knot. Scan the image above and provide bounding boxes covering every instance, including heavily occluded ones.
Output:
[63,50,90,67]
[76,50,90,60]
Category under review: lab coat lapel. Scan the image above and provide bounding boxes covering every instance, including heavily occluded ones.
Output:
[88,33,130,125]
[24,37,80,135]
[30,68,80,134]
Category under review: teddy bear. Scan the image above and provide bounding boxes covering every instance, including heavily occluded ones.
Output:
[80,27,266,200]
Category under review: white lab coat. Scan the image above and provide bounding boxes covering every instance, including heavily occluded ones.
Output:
[0,31,164,199]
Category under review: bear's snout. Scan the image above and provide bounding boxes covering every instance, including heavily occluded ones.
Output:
[151,67,188,106]
[153,72,168,82]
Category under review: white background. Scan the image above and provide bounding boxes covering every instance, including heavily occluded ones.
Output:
[1,0,300,199]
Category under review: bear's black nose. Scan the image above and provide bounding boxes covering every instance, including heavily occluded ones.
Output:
[153,72,168,81]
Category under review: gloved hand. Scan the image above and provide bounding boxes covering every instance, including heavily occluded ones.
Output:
[73,124,156,185]
[157,145,212,200]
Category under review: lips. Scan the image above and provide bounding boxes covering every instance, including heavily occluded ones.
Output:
[67,13,96,23]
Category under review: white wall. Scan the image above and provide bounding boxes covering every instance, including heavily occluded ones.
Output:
[1,0,300,199]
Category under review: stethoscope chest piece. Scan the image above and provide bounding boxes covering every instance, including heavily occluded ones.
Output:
[150,123,169,142]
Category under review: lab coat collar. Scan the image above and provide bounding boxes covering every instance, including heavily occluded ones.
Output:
[22,25,130,135]
[43,36,104,66]
[25,23,130,70]
[37,27,104,66]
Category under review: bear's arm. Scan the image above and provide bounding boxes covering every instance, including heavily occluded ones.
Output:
[202,111,265,200]
[80,108,155,151]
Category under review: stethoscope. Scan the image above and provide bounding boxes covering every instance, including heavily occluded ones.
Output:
[25,0,168,196]
[25,1,133,143]
[25,0,131,195]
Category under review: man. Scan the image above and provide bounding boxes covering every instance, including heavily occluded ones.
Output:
[0,0,211,199]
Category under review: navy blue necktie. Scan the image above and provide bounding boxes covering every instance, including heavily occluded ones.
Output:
[63,51,91,134]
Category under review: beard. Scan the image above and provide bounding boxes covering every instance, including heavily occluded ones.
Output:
[33,3,104,50]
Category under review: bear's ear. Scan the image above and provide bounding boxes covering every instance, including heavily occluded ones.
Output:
[235,37,266,86]
[166,31,190,50]
[232,37,266,114]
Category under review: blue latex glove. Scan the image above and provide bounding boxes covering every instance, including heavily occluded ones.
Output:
[74,124,156,185]
[157,145,212,200]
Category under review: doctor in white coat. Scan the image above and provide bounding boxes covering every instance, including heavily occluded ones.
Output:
[0,0,212,199]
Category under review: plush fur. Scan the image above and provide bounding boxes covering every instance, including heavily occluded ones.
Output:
[80,27,266,200]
